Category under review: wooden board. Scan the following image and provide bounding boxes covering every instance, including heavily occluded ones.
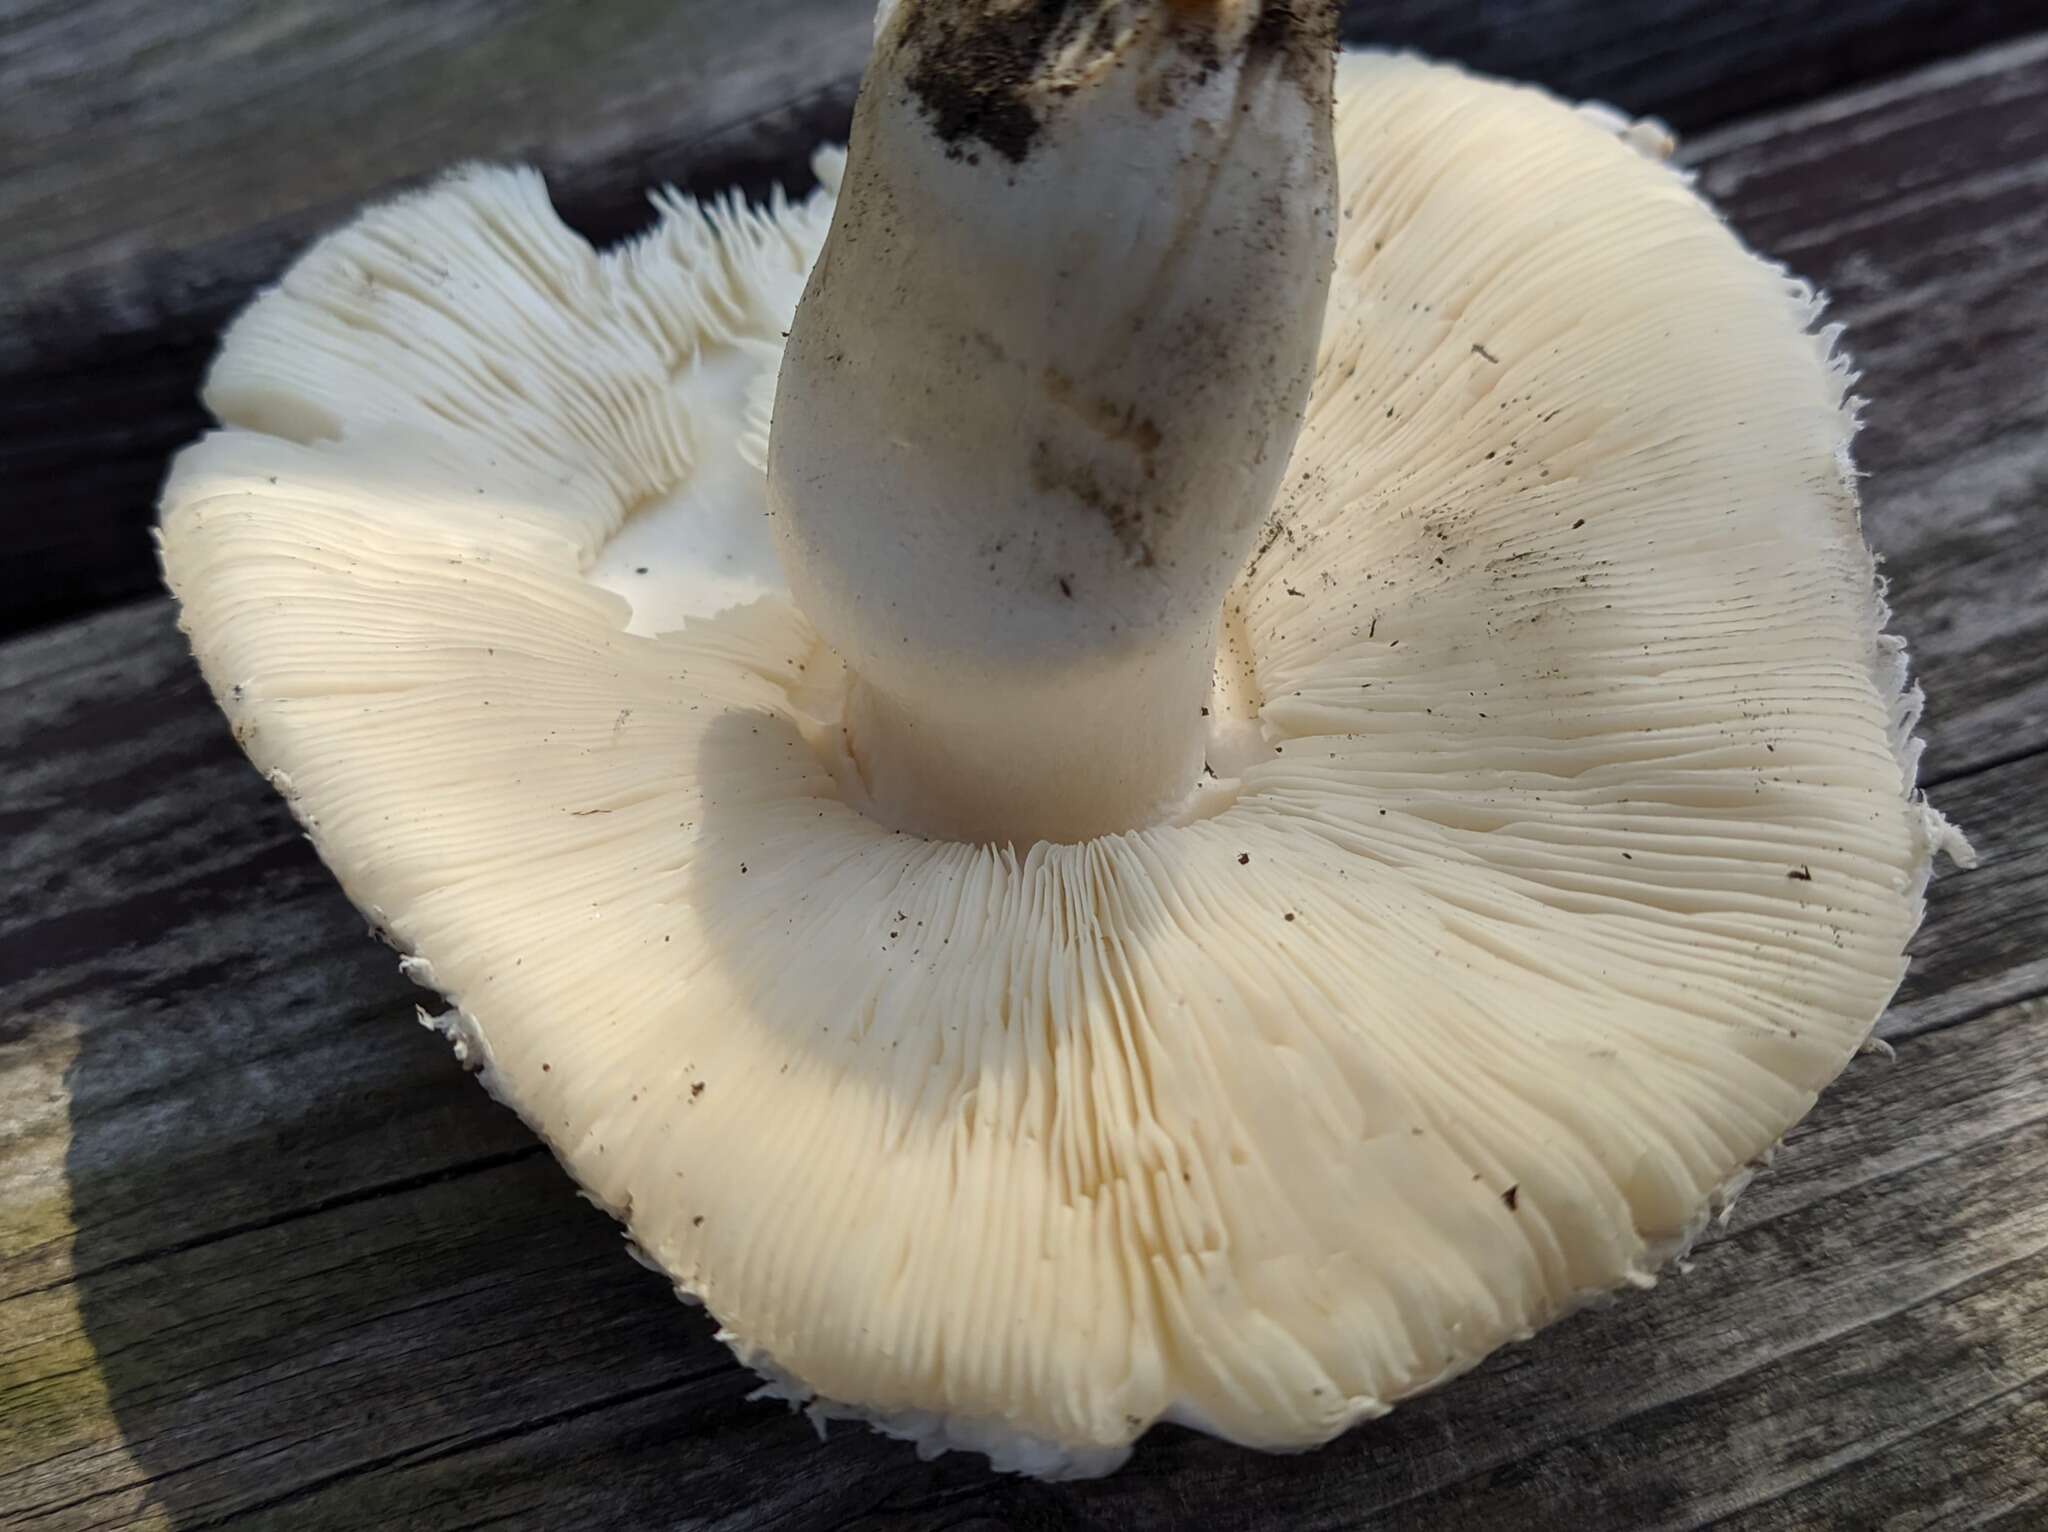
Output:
[3,24,2047,1532]
[4,0,2046,637]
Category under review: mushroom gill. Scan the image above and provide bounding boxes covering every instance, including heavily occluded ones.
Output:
[159,15,1966,1479]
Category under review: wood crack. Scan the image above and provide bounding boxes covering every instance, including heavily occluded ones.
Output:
[2,1146,545,1304]
[1921,738,2048,792]
[1693,1361,2048,1529]
[186,1365,740,1530]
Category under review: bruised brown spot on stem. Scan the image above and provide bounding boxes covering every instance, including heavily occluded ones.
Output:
[1028,369,1180,566]
[1042,369,1165,457]
[1030,440,1159,567]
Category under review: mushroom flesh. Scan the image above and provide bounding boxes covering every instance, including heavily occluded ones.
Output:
[159,0,1968,1479]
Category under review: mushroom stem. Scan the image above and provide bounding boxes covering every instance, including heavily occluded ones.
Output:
[768,0,1337,845]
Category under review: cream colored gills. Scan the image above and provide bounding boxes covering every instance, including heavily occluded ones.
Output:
[159,0,1965,1483]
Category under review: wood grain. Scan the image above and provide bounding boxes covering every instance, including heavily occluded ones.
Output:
[4,0,2045,637]
[2,23,2046,1532]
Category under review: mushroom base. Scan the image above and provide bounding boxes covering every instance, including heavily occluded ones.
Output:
[787,633,1258,847]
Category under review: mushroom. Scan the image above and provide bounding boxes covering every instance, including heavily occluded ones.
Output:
[160,0,1968,1480]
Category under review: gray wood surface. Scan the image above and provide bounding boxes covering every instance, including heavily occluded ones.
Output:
[3,21,2047,1532]
[4,0,2045,637]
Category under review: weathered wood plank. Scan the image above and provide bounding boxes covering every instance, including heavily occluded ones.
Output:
[5,1,2045,637]
[9,0,2029,311]
[1716,1368,2048,1530]
[0,607,525,1308]
[6,997,2038,1530]
[3,28,2046,1532]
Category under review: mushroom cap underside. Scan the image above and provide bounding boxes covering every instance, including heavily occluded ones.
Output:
[159,53,1955,1476]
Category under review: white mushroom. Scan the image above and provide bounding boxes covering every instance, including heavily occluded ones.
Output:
[160,1,1966,1481]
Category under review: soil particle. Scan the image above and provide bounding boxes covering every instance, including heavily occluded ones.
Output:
[897,2,1336,164]
[898,0,1072,165]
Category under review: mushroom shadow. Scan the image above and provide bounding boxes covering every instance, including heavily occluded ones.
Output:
[684,701,1190,1100]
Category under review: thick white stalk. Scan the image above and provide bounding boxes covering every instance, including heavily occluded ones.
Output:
[769,0,1337,845]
